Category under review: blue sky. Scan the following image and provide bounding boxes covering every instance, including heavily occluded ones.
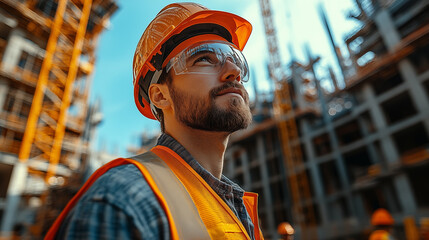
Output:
[90,0,360,156]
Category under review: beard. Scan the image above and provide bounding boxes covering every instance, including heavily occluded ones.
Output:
[169,81,252,133]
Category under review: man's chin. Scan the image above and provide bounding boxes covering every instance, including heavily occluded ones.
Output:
[214,98,250,112]
[183,108,252,133]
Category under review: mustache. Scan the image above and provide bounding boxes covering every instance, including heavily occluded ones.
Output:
[210,82,249,101]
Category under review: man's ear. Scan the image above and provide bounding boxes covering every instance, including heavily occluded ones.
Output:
[149,83,171,110]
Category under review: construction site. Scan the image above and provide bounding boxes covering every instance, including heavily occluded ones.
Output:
[224,0,429,239]
[0,0,429,239]
[134,0,429,239]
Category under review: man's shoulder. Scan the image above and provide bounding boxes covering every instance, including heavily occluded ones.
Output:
[94,162,143,189]
[56,160,170,239]
[81,162,155,209]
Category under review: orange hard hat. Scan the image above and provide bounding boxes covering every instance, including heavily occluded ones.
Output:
[133,2,253,119]
[371,208,394,226]
[277,222,294,235]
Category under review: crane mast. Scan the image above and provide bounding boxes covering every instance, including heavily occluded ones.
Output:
[258,0,316,238]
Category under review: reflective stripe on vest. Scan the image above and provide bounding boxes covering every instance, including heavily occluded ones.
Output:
[131,151,211,239]
[369,230,393,240]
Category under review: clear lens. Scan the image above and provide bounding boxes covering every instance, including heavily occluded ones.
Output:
[166,41,249,82]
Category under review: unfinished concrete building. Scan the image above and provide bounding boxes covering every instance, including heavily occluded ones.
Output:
[225,0,429,239]
[0,0,117,238]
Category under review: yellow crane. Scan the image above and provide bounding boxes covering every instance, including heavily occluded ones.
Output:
[19,0,92,180]
[258,0,317,238]
[17,0,92,236]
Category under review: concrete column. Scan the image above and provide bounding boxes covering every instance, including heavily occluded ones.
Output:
[1,29,26,72]
[240,150,252,190]
[393,174,417,215]
[362,84,399,164]
[0,161,28,238]
[356,115,379,164]
[398,60,429,132]
[309,163,328,221]
[352,193,369,224]
[255,135,277,239]
[373,9,401,51]
[381,182,400,213]
[0,79,8,110]
[301,119,329,226]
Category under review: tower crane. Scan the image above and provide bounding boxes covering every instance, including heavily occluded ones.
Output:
[258,0,317,238]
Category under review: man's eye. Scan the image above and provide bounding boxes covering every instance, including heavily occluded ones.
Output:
[192,52,219,66]
[194,56,211,63]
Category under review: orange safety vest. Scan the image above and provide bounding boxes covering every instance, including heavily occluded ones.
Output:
[369,230,393,240]
[46,145,264,240]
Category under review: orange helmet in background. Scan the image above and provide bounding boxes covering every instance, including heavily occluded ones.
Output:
[277,222,294,235]
[371,208,394,226]
[133,2,253,119]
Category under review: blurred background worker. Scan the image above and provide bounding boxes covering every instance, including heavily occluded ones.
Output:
[421,218,429,240]
[277,222,294,240]
[369,208,396,240]
[45,2,264,240]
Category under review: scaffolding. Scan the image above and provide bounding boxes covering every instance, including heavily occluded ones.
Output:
[0,0,117,238]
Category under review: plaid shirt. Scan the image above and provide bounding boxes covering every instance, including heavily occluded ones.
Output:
[56,133,255,239]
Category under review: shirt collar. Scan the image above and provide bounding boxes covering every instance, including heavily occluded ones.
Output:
[156,133,244,197]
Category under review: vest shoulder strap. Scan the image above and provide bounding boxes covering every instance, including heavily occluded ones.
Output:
[132,151,211,240]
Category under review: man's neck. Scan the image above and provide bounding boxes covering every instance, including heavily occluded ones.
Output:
[166,125,230,179]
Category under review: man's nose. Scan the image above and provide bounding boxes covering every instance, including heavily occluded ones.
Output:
[220,60,242,83]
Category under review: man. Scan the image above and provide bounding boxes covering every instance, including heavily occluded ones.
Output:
[46,2,263,239]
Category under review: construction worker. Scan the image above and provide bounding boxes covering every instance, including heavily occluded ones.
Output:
[46,2,264,240]
[369,208,396,240]
[420,218,429,240]
[277,222,294,240]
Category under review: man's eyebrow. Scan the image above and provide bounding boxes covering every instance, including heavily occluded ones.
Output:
[188,47,214,54]
[186,49,216,60]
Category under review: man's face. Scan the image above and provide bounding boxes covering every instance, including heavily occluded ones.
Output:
[167,54,252,133]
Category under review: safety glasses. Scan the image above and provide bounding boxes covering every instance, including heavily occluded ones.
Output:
[165,41,249,82]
